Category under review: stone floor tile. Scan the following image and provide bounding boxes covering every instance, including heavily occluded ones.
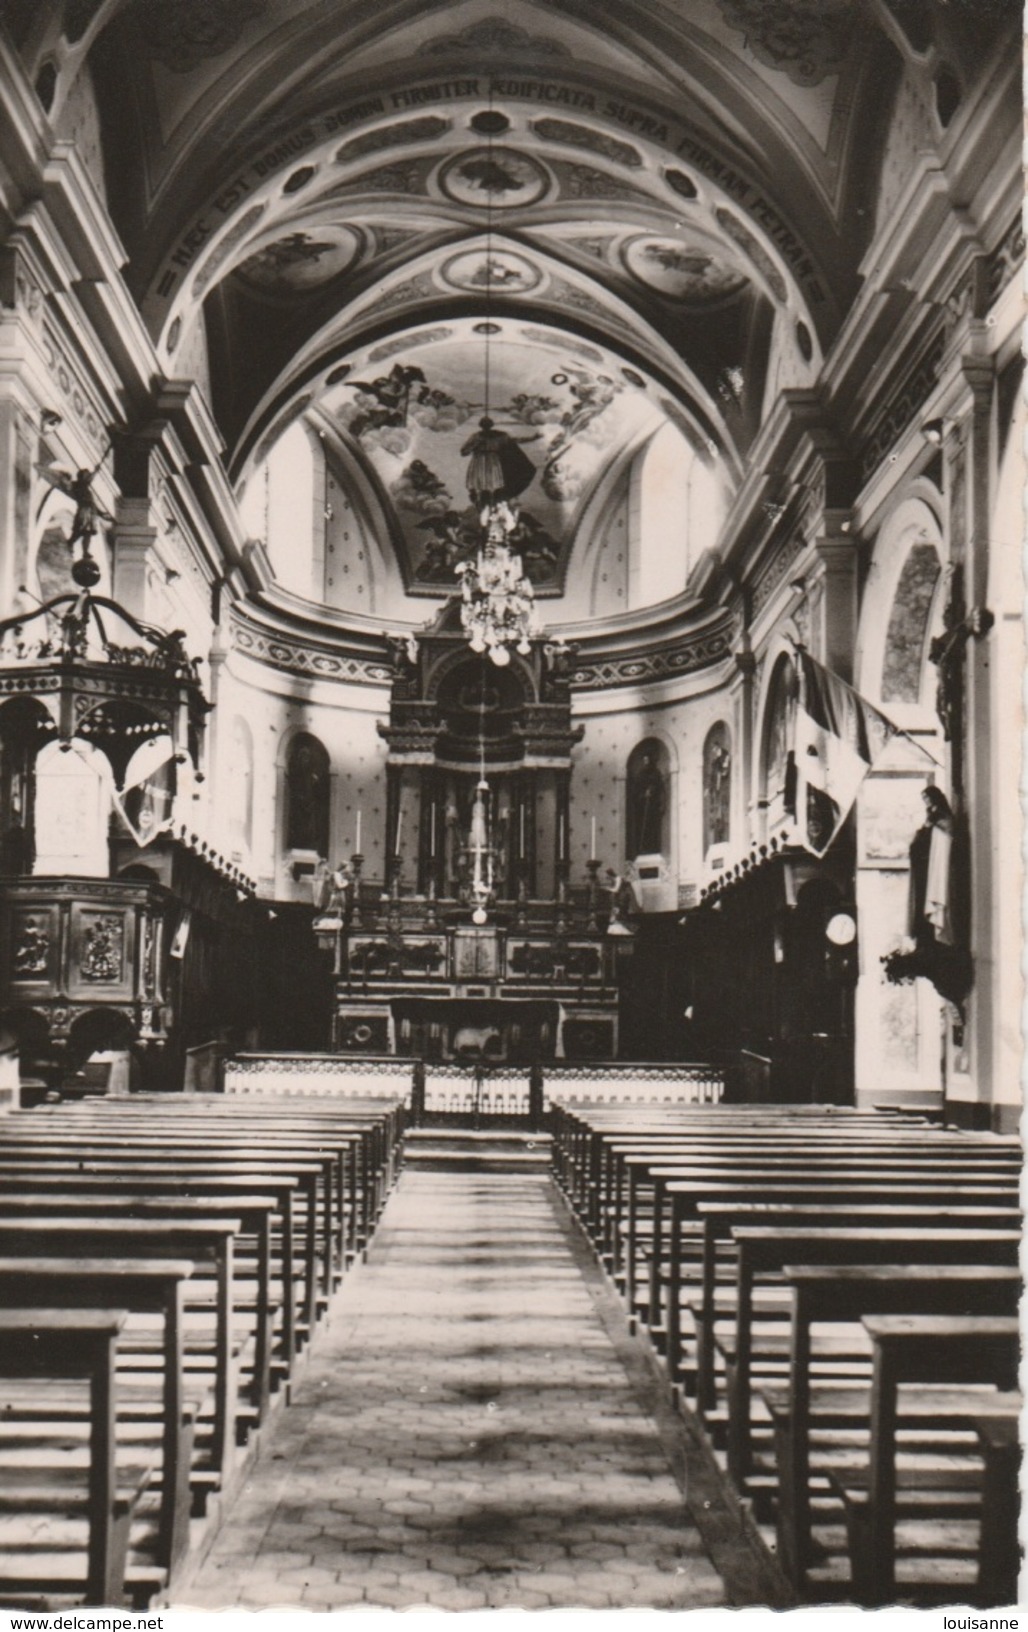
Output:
[181,1167,727,1612]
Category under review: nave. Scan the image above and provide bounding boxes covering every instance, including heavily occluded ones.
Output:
[0,1081,1018,1613]
[180,1166,729,1613]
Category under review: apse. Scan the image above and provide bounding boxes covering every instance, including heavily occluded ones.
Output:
[238,317,728,625]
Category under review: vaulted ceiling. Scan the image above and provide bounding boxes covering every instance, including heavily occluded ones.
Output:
[6,0,1015,622]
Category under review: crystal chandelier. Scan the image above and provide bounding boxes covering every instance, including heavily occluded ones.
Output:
[456,498,537,667]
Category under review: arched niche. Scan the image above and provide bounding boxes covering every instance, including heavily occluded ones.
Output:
[434,653,531,769]
[857,492,945,722]
[881,542,943,707]
[702,722,732,854]
[284,731,331,856]
[0,1005,52,1088]
[757,651,798,835]
[66,1006,136,1072]
[626,737,670,860]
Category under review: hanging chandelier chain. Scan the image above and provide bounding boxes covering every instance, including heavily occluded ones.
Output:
[454,78,538,670]
[483,78,494,418]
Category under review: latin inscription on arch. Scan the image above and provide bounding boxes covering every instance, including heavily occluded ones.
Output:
[153,74,828,315]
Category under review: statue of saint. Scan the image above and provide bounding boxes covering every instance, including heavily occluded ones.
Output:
[703,729,731,850]
[460,416,539,509]
[629,749,665,857]
[907,786,956,948]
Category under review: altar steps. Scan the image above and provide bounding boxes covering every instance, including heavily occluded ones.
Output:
[401,1129,551,1173]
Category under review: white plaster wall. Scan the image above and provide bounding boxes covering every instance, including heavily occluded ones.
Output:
[568,681,737,900]
[212,657,392,899]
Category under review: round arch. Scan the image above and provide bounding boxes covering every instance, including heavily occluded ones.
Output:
[753,642,799,837]
[857,489,946,727]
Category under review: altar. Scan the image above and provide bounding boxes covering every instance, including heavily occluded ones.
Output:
[312,609,629,1059]
[323,901,620,1060]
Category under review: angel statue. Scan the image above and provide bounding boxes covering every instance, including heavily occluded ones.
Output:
[36,451,113,553]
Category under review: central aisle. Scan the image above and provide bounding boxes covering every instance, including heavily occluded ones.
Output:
[182,1169,728,1611]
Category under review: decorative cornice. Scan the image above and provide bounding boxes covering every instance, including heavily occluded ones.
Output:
[986,212,1025,305]
[751,527,807,620]
[859,328,946,481]
[569,614,737,690]
[231,598,742,693]
[230,615,393,686]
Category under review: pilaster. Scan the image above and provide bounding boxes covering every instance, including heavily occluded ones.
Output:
[730,642,756,848]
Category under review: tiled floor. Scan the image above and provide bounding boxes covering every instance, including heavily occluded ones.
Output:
[180,1170,728,1610]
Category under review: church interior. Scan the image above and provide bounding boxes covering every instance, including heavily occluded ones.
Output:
[0,0,1022,1615]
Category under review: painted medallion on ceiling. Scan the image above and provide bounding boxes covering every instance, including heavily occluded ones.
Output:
[237,225,361,292]
[327,329,661,592]
[622,236,747,303]
[441,249,542,295]
[438,148,551,209]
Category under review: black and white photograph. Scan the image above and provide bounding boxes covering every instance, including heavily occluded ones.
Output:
[0,0,1021,1622]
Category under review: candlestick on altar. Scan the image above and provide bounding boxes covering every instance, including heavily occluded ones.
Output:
[355,809,362,852]
[585,856,602,932]
[395,808,404,851]
[349,852,365,927]
[590,816,596,860]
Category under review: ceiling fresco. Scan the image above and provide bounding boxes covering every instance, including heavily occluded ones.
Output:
[236,225,363,292]
[323,325,664,594]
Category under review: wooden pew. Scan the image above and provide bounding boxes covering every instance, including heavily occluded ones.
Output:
[584,1130,1017,1319]
[26,1098,402,1272]
[0,1195,278,1422]
[0,1259,195,1579]
[660,1178,1019,1381]
[715,1225,1020,1485]
[0,1159,307,1365]
[0,1219,241,1488]
[645,1156,1018,1327]
[0,1136,329,1338]
[592,1128,1015,1274]
[677,1198,1018,1416]
[768,1265,1021,1587]
[972,1411,1021,1606]
[828,1315,1021,1604]
[0,1309,135,1606]
[0,1093,406,1607]
[563,1112,949,1237]
[598,1132,1017,1271]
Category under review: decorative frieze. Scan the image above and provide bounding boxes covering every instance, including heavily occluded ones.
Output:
[986,214,1025,305]
[231,618,394,685]
[570,618,736,690]
[859,329,947,481]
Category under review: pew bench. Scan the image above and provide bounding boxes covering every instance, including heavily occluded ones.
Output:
[657,1176,1019,1354]
[675,1200,1019,1411]
[0,1219,246,1490]
[710,1225,1020,1486]
[0,1309,152,1608]
[0,1159,309,1366]
[822,1315,1020,1605]
[765,1266,1021,1589]
[0,1258,198,1585]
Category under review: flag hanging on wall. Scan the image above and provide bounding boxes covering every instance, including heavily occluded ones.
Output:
[793,649,898,856]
